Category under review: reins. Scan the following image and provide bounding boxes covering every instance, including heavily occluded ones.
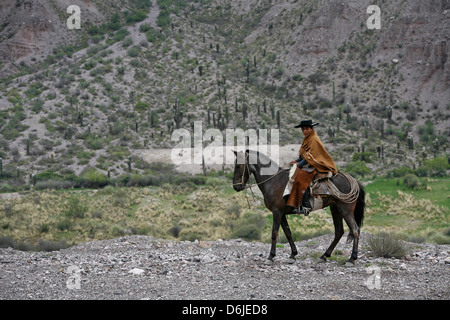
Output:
[233,152,289,207]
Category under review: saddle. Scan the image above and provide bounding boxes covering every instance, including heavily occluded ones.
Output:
[310,171,334,196]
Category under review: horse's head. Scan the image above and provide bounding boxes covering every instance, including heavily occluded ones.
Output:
[232,150,250,192]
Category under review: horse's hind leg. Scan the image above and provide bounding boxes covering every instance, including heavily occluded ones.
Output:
[343,212,360,264]
[320,205,344,262]
[281,214,298,261]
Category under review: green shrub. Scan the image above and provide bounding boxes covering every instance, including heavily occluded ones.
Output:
[64,196,88,219]
[367,232,407,258]
[403,173,420,190]
[127,46,141,57]
[345,160,371,178]
[82,169,108,188]
[231,224,261,241]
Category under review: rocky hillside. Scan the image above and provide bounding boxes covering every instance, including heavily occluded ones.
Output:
[0,234,448,300]
[0,0,448,185]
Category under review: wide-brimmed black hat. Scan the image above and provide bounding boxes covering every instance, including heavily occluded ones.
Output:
[294,120,319,128]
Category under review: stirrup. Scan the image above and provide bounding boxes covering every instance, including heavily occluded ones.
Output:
[298,206,311,216]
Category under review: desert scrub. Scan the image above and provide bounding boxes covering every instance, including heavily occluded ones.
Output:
[369,190,448,221]
[367,232,408,258]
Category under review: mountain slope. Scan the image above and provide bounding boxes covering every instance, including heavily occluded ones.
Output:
[0,0,448,187]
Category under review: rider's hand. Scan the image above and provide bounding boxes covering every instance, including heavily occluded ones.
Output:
[289,161,297,165]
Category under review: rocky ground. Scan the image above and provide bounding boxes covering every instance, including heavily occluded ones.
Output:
[0,233,448,301]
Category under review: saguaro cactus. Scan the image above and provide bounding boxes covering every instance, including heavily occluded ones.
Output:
[387,105,393,122]
[127,156,132,172]
[407,134,414,150]
[26,138,30,156]
[207,106,211,125]
[276,110,280,128]
[173,99,183,129]
[0,157,2,176]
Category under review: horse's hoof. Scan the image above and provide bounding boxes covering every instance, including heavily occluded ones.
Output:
[286,258,296,264]
[318,255,327,263]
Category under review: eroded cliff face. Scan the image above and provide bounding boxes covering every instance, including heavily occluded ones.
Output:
[0,0,112,76]
[378,0,449,103]
[0,0,448,106]
[2,1,54,59]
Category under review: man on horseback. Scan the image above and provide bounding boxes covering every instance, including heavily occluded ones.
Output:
[284,120,337,215]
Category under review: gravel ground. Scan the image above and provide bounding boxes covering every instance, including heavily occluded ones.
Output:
[0,233,448,301]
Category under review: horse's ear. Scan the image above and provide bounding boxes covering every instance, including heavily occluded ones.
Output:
[232,150,237,156]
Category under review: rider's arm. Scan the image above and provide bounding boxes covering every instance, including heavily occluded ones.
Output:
[295,158,307,168]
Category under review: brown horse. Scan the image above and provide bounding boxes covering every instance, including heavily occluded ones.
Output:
[232,150,365,265]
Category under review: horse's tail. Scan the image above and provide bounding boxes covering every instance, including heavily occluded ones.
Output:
[354,181,365,228]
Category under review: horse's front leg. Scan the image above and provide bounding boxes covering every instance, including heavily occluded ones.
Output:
[280,214,297,262]
[267,211,282,262]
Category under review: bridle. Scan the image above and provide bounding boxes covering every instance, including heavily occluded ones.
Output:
[233,152,288,190]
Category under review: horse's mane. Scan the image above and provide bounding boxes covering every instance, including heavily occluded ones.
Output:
[245,149,283,172]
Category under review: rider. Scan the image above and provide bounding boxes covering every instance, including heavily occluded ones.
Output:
[285,120,338,215]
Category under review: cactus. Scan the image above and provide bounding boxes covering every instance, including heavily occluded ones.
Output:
[207,107,211,124]
[433,138,439,157]
[245,60,250,83]
[332,81,336,107]
[77,111,83,126]
[0,157,2,176]
[198,65,203,76]
[327,127,335,138]
[270,104,275,119]
[407,134,414,150]
[242,102,247,119]
[173,99,183,129]
[150,109,156,127]
[387,105,392,122]
[127,156,132,172]
[276,110,280,128]
[225,105,229,124]
[26,137,30,156]
[202,156,207,176]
